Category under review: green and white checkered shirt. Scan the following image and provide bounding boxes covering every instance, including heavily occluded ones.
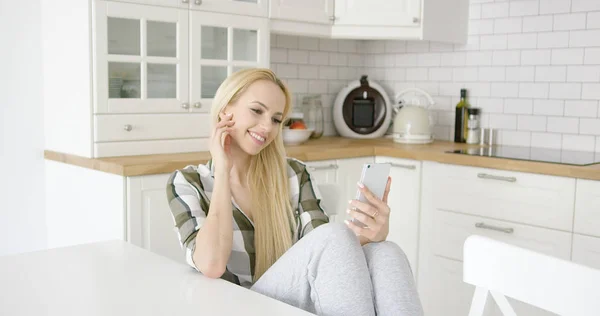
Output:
[166,157,330,288]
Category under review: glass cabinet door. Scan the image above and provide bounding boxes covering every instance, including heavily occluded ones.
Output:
[95,1,189,113]
[188,0,268,18]
[190,11,268,113]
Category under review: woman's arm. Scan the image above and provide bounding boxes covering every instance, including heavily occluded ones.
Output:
[192,169,234,278]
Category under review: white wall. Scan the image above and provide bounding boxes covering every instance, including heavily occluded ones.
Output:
[0,0,47,255]
[272,0,600,152]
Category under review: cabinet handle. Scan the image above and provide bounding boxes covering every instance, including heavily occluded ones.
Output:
[193,102,202,109]
[389,162,416,170]
[477,173,516,183]
[123,124,133,132]
[310,164,338,171]
[182,0,188,3]
[181,102,190,109]
[329,16,336,22]
[194,0,201,4]
[413,17,420,23]
[475,222,514,234]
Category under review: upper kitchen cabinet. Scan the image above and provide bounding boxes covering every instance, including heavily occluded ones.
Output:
[189,11,269,112]
[271,0,469,43]
[269,0,334,38]
[112,0,268,17]
[95,1,189,114]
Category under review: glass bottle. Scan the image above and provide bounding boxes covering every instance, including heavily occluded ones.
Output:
[301,95,324,139]
[454,89,469,143]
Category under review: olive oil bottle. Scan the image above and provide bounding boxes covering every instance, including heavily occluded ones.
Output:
[454,89,469,143]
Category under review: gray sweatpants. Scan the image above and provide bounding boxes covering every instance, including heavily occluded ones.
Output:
[250,223,424,316]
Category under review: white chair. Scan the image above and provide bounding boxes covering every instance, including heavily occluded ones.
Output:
[463,235,600,316]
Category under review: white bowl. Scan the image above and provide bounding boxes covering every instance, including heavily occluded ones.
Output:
[282,128,314,145]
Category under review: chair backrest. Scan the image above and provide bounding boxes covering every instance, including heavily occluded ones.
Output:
[463,235,600,316]
[316,183,341,223]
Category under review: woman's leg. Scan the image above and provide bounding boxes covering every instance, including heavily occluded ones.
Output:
[362,241,423,316]
[250,223,375,316]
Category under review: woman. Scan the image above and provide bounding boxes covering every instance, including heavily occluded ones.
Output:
[166,68,423,316]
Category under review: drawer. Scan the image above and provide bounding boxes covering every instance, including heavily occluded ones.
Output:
[572,233,600,270]
[305,159,338,185]
[427,162,575,231]
[95,114,211,142]
[430,209,572,262]
[574,179,600,237]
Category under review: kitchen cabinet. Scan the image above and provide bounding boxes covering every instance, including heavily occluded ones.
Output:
[270,0,469,43]
[572,234,600,270]
[111,0,268,17]
[574,179,600,238]
[43,0,269,159]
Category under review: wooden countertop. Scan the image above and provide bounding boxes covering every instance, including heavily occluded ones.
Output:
[44,136,600,181]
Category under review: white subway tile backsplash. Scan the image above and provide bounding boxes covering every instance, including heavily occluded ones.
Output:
[564,100,599,117]
[584,48,600,64]
[500,130,532,146]
[277,35,298,49]
[385,68,406,81]
[537,32,569,49]
[430,42,455,52]
[477,97,504,113]
[384,41,406,53]
[505,98,534,114]
[417,53,442,67]
[596,137,600,152]
[288,50,308,64]
[535,66,567,82]
[494,18,523,34]
[468,83,492,97]
[271,48,287,63]
[406,68,428,81]
[572,0,600,13]
[298,37,319,50]
[588,12,600,30]
[439,83,464,96]
[491,83,520,97]
[548,117,579,133]
[549,83,582,99]
[286,79,308,94]
[469,20,495,35]
[508,33,538,49]
[531,132,562,149]
[329,53,348,66]
[480,35,508,50]
[309,51,329,65]
[319,66,338,80]
[470,4,482,20]
[509,0,540,17]
[327,80,346,94]
[523,16,553,33]
[570,30,600,48]
[582,84,600,100]
[429,68,453,81]
[519,83,549,98]
[553,13,587,31]
[551,48,585,65]
[490,114,518,129]
[319,39,338,52]
[441,52,467,66]
[539,0,572,15]
[298,65,319,79]
[308,80,328,94]
[482,2,509,18]
[579,118,600,135]
[534,99,564,116]
[338,40,358,53]
[567,66,600,82]
[478,67,506,81]
[466,52,493,66]
[277,64,298,78]
[506,66,535,82]
[518,115,547,131]
[339,67,359,80]
[453,67,479,81]
[455,36,481,52]
[395,54,418,67]
[521,50,552,65]
[347,54,363,67]
[406,42,430,53]
[493,51,521,66]
[562,134,596,151]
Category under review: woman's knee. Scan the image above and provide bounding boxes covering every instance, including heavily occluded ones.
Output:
[312,222,360,246]
[364,241,411,268]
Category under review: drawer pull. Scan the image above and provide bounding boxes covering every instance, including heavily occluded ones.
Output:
[389,162,416,170]
[475,222,514,234]
[310,164,338,171]
[477,173,516,183]
[123,124,133,132]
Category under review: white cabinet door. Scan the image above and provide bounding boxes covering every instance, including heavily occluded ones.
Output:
[190,11,269,113]
[375,156,420,276]
[107,0,189,9]
[128,173,186,264]
[305,159,341,221]
[572,233,600,270]
[270,0,334,25]
[95,1,189,114]
[336,157,375,222]
[189,0,268,18]
[574,179,600,238]
[334,0,422,27]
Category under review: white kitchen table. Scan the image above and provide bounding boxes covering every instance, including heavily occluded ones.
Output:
[0,240,314,316]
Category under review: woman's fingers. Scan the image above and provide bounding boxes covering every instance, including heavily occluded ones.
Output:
[357,182,390,215]
[382,177,392,204]
[347,208,377,228]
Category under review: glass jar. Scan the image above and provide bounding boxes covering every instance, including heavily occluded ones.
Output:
[301,95,324,139]
[466,108,481,144]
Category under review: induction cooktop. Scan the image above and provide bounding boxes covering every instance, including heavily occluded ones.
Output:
[447,146,600,166]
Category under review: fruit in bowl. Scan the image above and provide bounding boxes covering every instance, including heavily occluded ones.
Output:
[289,121,307,130]
[282,128,313,146]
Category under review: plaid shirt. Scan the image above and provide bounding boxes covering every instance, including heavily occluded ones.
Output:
[166,157,330,288]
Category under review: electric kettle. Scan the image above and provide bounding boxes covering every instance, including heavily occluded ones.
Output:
[392,88,436,144]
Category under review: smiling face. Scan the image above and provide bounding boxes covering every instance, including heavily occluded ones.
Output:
[223,79,287,156]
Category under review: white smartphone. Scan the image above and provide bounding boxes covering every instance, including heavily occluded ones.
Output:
[351,163,391,228]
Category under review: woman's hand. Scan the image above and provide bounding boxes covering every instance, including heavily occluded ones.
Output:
[345,177,392,244]
[210,112,235,174]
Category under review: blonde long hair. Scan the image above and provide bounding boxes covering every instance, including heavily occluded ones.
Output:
[210,68,295,281]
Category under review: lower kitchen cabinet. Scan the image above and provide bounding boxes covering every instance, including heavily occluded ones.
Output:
[572,233,600,270]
